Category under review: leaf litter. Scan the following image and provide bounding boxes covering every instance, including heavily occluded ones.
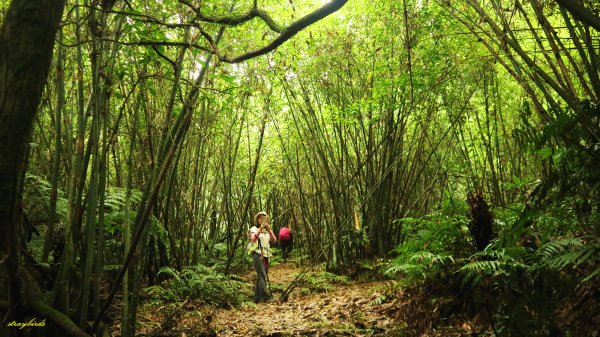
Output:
[132,262,400,337]
[129,262,483,337]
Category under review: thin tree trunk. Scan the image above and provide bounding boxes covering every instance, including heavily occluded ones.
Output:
[93,23,228,336]
[52,0,85,313]
[42,27,65,263]
[224,104,270,272]
[121,91,140,337]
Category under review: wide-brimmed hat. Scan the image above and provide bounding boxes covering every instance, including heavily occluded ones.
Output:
[254,211,268,224]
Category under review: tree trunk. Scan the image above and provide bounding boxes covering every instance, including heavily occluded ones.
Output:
[0,0,65,328]
[467,190,494,251]
[42,26,65,264]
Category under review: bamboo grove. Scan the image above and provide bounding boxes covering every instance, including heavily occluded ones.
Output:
[0,0,599,336]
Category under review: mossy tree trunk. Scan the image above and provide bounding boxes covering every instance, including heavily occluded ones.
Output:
[0,0,65,298]
[0,0,70,335]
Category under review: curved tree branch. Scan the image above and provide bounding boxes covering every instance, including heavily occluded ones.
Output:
[74,1,347,65]
[218,0,349,63]
[178,0,284,33]
[152,45,178,70]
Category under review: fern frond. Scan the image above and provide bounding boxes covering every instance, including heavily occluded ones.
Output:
[538,238,583,259]
[158,267,181,282]
[385,263,426,280]
[581,266,600,283]
[409,251,455,265]
[460,260,505,275]
[104,187,143,210]
[150,264,245,304]
[369,295,386,307]
[150,216,169,243]
[544,241,599,270]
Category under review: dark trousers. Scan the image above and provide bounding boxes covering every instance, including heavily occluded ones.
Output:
[252,252,270,301]
[280,239,292,259]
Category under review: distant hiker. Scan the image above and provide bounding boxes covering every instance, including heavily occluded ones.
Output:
[249,211,276,303]
[278,223,293,261]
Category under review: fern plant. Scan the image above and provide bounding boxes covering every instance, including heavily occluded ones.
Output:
[300,271,349,293]
[539,238,600,283]
[103,187,143,211]
[23,173,68,224]
[385,213,471,283]
[386,251,456,282]
[458,234,599,336]
[146,264,246,305]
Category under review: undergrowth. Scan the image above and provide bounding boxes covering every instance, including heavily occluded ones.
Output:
[145,264,247,306]
[299,271,350,295]
[385,212,473,283]
[383,199,600,336]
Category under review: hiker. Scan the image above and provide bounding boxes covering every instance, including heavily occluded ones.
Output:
[278,223,293,261]
[250,211,277,302]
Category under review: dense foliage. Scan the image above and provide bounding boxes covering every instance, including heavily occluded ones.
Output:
[1,0,599,336]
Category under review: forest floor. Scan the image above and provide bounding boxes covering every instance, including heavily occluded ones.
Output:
[208,263,395,337]
[128,262,472,337]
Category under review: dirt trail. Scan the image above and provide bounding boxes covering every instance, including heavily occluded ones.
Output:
[207,263,396,337]
[129,262,485,337]
[130,263,402,337]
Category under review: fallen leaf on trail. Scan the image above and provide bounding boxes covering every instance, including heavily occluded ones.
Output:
[338,310,351,321]
[355,298,369,305]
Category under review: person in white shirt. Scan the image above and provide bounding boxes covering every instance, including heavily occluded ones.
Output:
[249,211,277,302]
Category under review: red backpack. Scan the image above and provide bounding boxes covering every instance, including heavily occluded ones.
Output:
[279,227,291,241]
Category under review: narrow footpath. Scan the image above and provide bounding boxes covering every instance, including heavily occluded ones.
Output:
[210,263,395,337]
[132,262,404,337]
